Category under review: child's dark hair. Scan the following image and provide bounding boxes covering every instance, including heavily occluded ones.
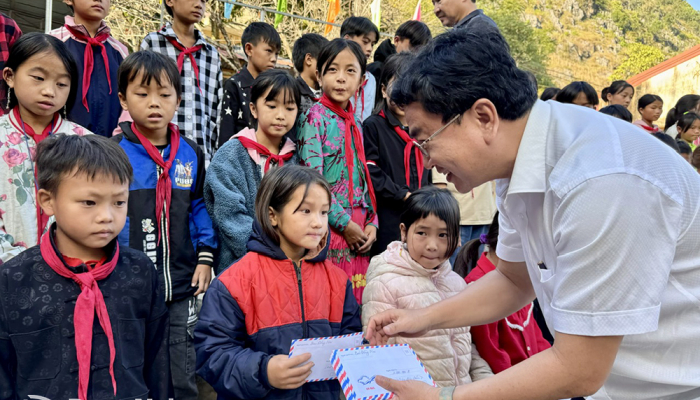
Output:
[692,147,700,169]
[164,0,174,17]
[599,105,633,122]
[454,212,498,279]
[556,81,599,107]
[400,186,460,260]
[601,80,634,103]
[340,16,380,42]
[4,33,79,115]
[637,94,663,111]
[665,94,700,130]
[36,134,133,194]
[395,20,432,49]
[242,22,281,55]
[677,139,692,155]
[653,132,680,152]
[118,51,182,98]
[255,165,332,245]
[540,87,560,101]
[292,33,329,74]
[675,111,700,139]
[375,52,415,113]
[250,69,301,109]
[317,39,367,77]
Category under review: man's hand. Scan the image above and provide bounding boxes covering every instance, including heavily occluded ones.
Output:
[364,308,431,345]
[375,376,440,400]
[192,264,212,296]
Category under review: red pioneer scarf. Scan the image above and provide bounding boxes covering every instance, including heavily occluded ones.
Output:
[65,25,112,112]
[378,110,424,188]
[237,136,293,173]
[165,36,203,93]
[40,229,118,400]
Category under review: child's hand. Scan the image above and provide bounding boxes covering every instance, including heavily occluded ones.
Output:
[267,353,314,389]
[357,225,377,254]
[343,221,368,252]
[192,264,212,296]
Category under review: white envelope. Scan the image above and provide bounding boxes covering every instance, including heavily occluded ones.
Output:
[288,333,364,382]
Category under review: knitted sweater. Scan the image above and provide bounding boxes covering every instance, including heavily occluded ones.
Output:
[204,129,297,273]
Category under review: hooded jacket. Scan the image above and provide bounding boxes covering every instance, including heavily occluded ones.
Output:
[362,241,493,387]
[194,221,361,400]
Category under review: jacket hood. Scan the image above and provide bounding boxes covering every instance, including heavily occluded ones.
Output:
[246,220,329,262]
[366,241,452,281]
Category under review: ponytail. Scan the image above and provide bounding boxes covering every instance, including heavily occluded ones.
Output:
[665,94,700,129]
[453,212,500,279]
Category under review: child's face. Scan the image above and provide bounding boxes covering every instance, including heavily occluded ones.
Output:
[318,49,363,109]
[3,51,71,121]
[65,0,110,22]
[345,34,377,59]
[247,41,279,75]
[640,100,663,123]
[118,71,180,138]
[166,0,205,24]
[572,92,596,109]
[400,214,449,270]
[382,77,404,118]
[681,120,700,143]
[38,171,129,260]
[270,184,330,261]
[607,87,634,108]
[250,87,298,141]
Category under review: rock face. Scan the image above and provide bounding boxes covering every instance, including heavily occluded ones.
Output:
[481,0,700,88]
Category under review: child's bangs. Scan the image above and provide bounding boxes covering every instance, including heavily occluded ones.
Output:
[129,65,174,91]
[266,84,298,106]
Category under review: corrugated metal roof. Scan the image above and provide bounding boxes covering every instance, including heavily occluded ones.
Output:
[1,0,70,33]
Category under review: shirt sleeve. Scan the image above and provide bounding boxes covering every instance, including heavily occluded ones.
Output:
[219,79,240,147]
[548,174,681,336]
[495,180,525,263]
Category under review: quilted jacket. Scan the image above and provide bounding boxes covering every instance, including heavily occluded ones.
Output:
[194,221,362,400]
[362,241,493,387]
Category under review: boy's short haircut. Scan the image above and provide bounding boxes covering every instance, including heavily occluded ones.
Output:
[677,139,692,155]
[118,51,182,99]
[340,16,380,43]
[36,134,133,194]
[241,22,282,54]
[652,132,680,152]
[395,20,432,49]
[599,104,633,123]
[292,33,329,73]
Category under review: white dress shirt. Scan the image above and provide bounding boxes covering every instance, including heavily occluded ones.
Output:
[496,100,700,400]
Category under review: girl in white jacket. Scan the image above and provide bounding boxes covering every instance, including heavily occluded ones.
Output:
[362,186,493,387]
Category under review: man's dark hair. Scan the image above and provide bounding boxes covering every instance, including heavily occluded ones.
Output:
[375,52,415,113]
[251,69,301,109]
[395,20,432,49]
[540,87,560,101]
[118,51,182,99]
[241,22,281,54]
[391,29,536,122]
[316,39,367,78]
[599,105,632,123]
[36,134,133,194]
[292,33,329,74]
[556,81,599,107]
[340,16,379,43]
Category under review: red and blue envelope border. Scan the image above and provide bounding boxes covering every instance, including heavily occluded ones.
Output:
[288,332,364,382]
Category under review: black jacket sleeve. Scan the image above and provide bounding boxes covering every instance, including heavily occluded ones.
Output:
[363,118,409,201]
[219,78,241,147]
[145,257,170,400]
[0,269,17,400]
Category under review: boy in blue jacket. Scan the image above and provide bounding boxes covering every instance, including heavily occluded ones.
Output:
[50,0,128,137]
[113,50,217,400]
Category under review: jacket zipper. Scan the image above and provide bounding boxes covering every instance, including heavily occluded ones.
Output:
[293,261,308,338]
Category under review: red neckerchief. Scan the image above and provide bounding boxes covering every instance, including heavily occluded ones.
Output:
[236,136,293,173]
[40,229,118,400]
[63,255,107,271]
[320,94,377,212]
[378,109,424,188]
[130,122,180,245]
[165,36,203,94]
[64,25,112,112]
[11,107,59,242]
[639,123,659,133]
[353,78,368,120]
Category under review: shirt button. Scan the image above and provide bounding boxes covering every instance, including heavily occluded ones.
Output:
[187,115,192,120]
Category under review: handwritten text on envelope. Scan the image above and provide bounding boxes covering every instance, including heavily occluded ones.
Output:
[288,333,364,382]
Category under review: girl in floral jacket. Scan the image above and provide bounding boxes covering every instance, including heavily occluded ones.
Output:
[0,33,90,262]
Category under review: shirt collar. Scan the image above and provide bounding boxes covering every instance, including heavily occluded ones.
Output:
[455,9,485,28]
[64,15,110,36]
[296,76,315,97]
[506,100,549,195]
[238,67,256,87]
[159,22,211,50]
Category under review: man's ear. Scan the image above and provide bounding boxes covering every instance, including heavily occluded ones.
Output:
[38,189,56,218]
[305,53,314,68]
[470,98,499,145]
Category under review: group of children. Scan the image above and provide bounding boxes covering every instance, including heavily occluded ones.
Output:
[542,80,700,170]
[0,3,578,400]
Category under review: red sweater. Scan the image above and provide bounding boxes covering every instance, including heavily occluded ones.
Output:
[465,253,551,374]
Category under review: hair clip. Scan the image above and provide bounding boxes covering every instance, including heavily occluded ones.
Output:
[479,233,488,244]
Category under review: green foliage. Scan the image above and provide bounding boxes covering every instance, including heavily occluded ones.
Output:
[611,42,666,80]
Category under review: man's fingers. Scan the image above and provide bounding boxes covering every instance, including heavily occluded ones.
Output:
[375,375,401,393]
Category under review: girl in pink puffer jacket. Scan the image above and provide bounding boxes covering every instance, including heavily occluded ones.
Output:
[362,187,493,387]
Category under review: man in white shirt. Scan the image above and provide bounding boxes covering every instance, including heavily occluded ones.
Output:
[365,29,700,400]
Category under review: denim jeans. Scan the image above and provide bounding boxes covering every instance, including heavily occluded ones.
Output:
[449,224,490,267]
[168,296,199,400]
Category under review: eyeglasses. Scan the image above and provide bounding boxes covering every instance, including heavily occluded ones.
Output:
[415,114,461,158]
